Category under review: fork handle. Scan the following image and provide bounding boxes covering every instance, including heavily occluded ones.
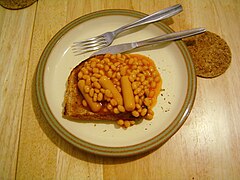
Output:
[136,28,206,47]
[113,4,183,35]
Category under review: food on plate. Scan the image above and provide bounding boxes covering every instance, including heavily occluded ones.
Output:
[183,31,231,78]
[63,53,162,128]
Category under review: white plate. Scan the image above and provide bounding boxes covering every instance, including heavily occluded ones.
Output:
[36,9,196,156]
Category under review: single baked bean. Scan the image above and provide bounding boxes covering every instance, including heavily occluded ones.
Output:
[125,54,131,58]
[114,62,120,67]
[132,110,139,117]
[86,66,92,72]
[138,65,143,71]
[148,109,154,115]
[132,82,138,90]
[139,85,144,90]
[99,70,105,76]
[97,63,104,69]
[110,54,116,60]
[93,81,101,89]
[94,88,100,93]
[124,120,131,128]
[135,103,141,109]
[97,93,103,101]
[78,71,83,79]
[142,59,149,65]
[134,95,139,104]
[144,89,150,96]
[104,65,109,71]
[120,66,127,76]
[112,72,116,78]
[133,58,138,65]
[118,105,125,112]
[130,120,135,125]
[126,69,132,75]
[137,107,142,113]
[107,70,113,78]
[145,113,153,120]
[104,54,111,58]
[100,88,105,94]
[140,75,145,82]
[113,107,120,114]
[134,88,141,95]
[91,58,99,62]
[81,67,89,75]
[107,104,113,110]
[116,72,121,80]
[111,64,117,71]
[140,108,148,116]
[93,93,98,102]
[117,119,124,126]
[90,61,96,68]
[128,58,134,65]
[89,88,94,97]
[129,73,136,82]
[121,54,126,60]
[116,86,121,93]
[138,90,144,97]
[83,74,90,80]
[86,78,91,86]
[117,53,122,59]
[144,98,152,107]
[116,81,120,86]
[90,76,98,82]
[110,99,118,106]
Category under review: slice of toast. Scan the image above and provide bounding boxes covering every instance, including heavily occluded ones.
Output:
[63,57,139,121]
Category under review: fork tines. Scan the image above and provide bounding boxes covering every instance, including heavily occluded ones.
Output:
[72,35,107,55]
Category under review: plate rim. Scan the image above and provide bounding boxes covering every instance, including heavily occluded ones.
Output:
[36,9,196,157]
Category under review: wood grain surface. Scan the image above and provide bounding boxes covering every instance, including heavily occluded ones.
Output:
[0,0,240,179]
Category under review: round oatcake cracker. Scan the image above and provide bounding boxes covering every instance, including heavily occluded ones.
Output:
[183,31,231,78]
[0,0,37,10]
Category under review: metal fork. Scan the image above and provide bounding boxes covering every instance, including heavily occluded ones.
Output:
[72,4,183,55]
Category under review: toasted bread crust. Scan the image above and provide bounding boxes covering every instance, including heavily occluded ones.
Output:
[63,58,139,121]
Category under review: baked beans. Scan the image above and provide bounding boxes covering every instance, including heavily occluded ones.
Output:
[77,53,162,128]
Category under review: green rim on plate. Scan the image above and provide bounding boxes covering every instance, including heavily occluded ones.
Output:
[36,9,196,157]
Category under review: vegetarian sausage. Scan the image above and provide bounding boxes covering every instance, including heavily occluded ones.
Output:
[121,76,135,111]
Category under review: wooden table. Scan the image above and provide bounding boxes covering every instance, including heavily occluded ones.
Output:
[1,0,240,179]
